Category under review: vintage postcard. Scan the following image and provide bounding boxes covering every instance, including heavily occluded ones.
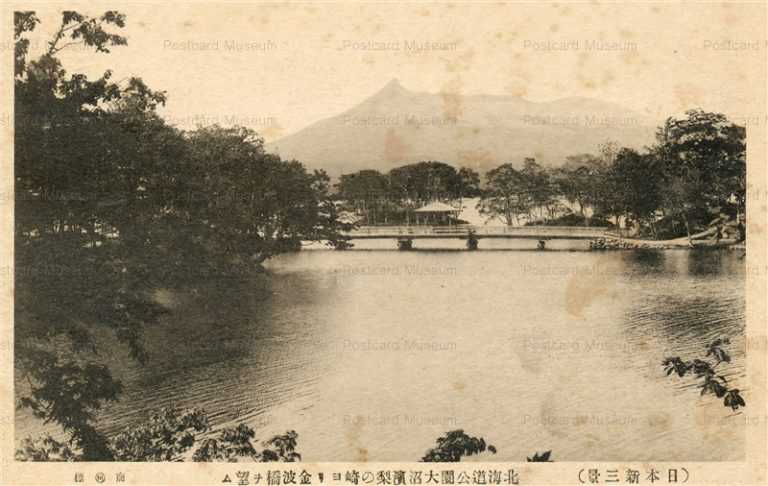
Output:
[0,2,766,485]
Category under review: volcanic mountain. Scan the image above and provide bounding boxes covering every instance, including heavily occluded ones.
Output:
[266,79,658,177]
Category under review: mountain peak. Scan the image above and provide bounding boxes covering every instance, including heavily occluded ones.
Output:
[379,78,407,95]
[360,78,410,105]
[267,83,658,178]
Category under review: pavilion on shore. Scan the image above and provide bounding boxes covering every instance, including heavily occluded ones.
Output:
[413,201,461,225]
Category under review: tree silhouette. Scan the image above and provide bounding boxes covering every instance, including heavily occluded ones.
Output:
[663,337,745,411]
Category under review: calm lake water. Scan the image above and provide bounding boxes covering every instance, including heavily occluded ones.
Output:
[16,242,748,461]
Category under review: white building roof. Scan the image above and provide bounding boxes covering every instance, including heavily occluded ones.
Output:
[414,201,460,213]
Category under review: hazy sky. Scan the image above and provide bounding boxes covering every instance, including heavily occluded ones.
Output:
[19,2,767,141]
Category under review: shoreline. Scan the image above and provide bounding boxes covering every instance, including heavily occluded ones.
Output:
[295,239,746,252]
[591,235,745,251]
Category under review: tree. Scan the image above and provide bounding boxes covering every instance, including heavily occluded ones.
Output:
[384,161,463,225]
[183,126,338,263]
[478,163,531,225]
[388,161,462,203]
[603,148,664,236]
[554,154,602,222]
[457,167,481,198]
[15,10,347,461]
[520,158,557,223]
[654,110,746,244]
[194,427,301,462]
[15,9,168,461]
[479,158,559,225]
[597,140,620,166]
[336,170,390,224]
[421,430,496,462]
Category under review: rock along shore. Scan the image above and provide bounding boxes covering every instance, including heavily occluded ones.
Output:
[589,236,744,251]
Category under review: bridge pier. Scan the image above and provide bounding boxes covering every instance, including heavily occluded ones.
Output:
[343,225,608,246]
[397,238,413,251]
[466,231,479,251]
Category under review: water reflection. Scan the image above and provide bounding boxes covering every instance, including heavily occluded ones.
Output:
[15,248,747,461]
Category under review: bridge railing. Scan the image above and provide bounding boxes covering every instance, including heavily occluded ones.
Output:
[345,225,608,237]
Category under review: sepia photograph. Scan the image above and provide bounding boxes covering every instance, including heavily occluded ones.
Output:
[1,2,767,485]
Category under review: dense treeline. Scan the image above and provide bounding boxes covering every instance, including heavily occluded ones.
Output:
[14,11,348,460]
[338,113,746,243]
[335,162,481,225]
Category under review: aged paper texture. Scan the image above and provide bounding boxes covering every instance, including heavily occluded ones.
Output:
[1,2,766,485]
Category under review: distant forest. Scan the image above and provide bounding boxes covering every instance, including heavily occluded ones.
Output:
[335,112,745,242]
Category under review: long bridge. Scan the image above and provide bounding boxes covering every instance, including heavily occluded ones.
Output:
[343,225,609,249]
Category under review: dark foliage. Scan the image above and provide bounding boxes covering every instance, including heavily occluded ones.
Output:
[662,338,745,411]
[421,430,496,462]
[336,163,479,225]
[17,406,302,462]
[14,10,348,460]
[525,212,614,228]
[526,450,553,462]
